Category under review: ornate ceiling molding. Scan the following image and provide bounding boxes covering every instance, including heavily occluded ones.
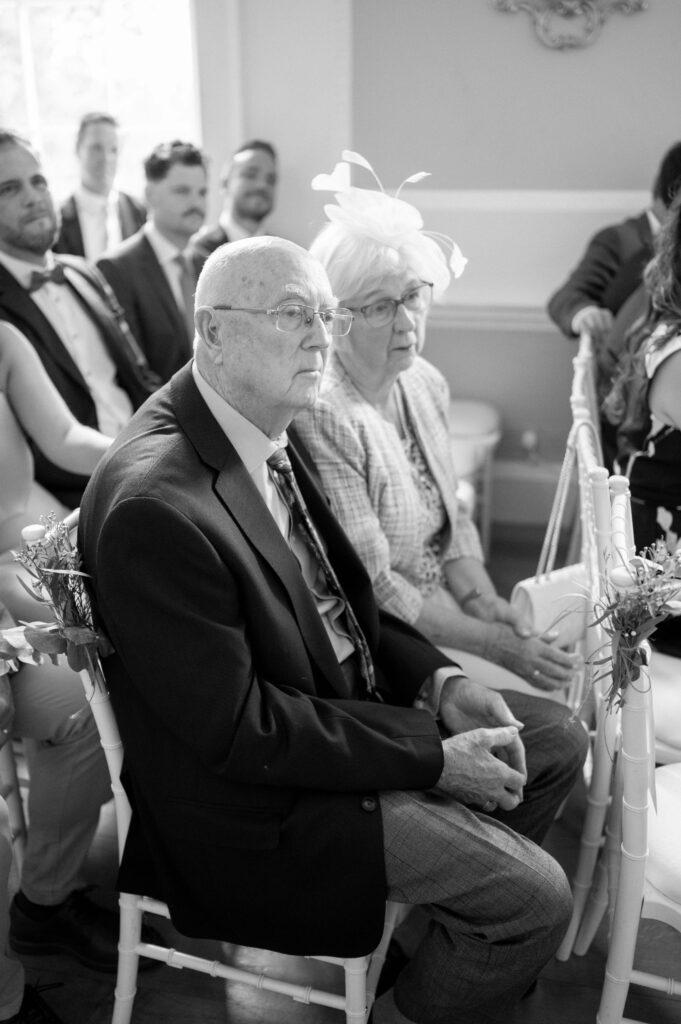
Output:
[492,0,648,50]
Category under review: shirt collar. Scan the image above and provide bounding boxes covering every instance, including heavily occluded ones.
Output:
[74,185,118,213]
[191,361,284,472]
[144,221,184,267]
[0,249,55,289]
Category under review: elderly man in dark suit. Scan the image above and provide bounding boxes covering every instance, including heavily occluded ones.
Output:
[0,130,157,508]
[97,141,207,382]
[188,139,277,267]
[80,237,586,1024]
[53,112,146,260]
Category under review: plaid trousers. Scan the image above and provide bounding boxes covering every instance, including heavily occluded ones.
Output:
[380,692,586,1024]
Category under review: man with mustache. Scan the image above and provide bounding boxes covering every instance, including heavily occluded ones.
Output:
[98,141,208,383]
[189,140,278,266]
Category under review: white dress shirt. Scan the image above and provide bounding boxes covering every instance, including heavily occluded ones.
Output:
[74,186,122,260]
[0,250,133,437]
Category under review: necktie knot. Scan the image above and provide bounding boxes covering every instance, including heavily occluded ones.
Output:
[267,448,293,477]
[28,264,66,293]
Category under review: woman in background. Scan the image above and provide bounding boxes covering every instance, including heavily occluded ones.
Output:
[294,153,577,695]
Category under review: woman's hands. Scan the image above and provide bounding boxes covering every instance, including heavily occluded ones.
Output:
[485,620,578,691]
[462,591,532,636]
[434,678,526,811]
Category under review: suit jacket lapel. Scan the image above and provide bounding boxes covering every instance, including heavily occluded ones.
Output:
[0,263,88,389]
[171,369,353,695]
[138,236,187,340]
[61,196,85,256]
[118,194,138,240]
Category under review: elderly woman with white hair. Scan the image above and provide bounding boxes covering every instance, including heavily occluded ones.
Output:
[294,153,577,695]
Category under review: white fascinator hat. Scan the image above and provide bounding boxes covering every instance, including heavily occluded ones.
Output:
[310,150,466,300]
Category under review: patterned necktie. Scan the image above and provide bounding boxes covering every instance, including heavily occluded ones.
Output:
[28,264,66,293]
[267,448,379,700]
[175,253,196,348]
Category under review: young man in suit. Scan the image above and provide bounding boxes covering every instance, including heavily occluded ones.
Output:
[0,133,160,999]
[548,141,681,346]
[548,142,681,467]
[80,237,587,1024]
[53,112,146,260]
[0,130,157,508]
[189,139,277,267]
[97,141,207,382]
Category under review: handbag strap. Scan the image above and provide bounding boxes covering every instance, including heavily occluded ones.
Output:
[535,418,601,579]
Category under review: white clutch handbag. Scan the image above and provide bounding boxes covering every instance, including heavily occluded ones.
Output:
[510,422,596,647]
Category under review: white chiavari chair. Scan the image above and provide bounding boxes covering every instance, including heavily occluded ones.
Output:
[583,478,681,1024]
[19,511,406,1024]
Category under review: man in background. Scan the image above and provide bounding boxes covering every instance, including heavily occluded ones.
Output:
[0,130,157,507]
[189,139,277,266]
[53,112,146,260]
[98,140,207,382]
[548,141,681,347]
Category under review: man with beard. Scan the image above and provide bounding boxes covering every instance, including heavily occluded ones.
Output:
[98,141,208,382]
[0,130,157,507]
[0,132,161,1021]
[189,139,278,266]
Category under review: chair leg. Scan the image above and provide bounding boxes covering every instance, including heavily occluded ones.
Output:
[343,956,370,1023]
[112,892,142,1024]
[556,702,617,960]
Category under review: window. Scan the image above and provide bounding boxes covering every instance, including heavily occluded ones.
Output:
[0,0,199,201]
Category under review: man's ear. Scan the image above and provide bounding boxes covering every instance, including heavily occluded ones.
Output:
[195,307,223,364]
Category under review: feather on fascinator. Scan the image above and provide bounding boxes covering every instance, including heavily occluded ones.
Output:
[311,151,467,293]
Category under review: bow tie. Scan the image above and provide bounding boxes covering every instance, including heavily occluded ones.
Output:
[27,264,66,293]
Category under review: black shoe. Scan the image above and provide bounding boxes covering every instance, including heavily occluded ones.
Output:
[375,938,410,998]
[9,889,163,974]
[5,984,65,1024]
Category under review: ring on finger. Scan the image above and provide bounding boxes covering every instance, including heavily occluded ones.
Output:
[532,669,540,678]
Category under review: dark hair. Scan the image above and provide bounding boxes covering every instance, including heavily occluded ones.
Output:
[76,112,119,150]
[0,128,31,151]
[603,194,681,455]
[234,139,277,162]
[220,139,277,186]
[144,140,207,182]
[652,142,681,209]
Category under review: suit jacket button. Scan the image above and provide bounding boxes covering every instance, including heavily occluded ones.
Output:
[361,796,378,813]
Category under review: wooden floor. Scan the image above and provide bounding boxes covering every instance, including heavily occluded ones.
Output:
[15,524,681,1024]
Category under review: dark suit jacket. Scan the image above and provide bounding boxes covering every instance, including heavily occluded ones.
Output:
[547,212,655,338]
[54,192,147,257]
[98,231,197,383]
[79,364,450,956]
[0,256,157,506]
[187,223,230,269]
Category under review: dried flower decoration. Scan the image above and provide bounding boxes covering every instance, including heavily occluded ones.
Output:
[312,150,467,290]
[590,539,681,712]
[0,513,112,680]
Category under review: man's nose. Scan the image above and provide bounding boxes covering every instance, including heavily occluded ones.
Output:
[310,314,332,348]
